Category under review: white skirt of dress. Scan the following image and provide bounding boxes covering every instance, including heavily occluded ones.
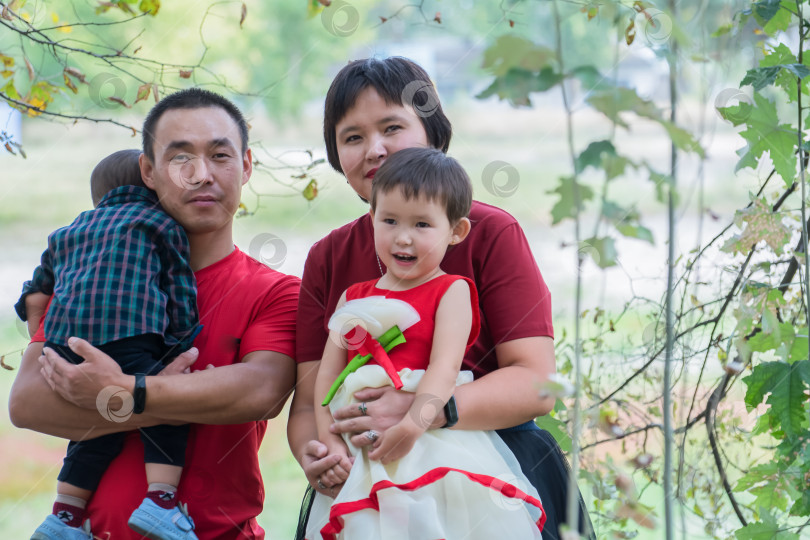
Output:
[305,365,545,540]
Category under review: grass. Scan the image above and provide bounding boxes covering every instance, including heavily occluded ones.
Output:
[0,94,764,538]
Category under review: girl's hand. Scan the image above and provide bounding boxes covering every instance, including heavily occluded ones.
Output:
[367,420,422,464]
[331,386,417,447]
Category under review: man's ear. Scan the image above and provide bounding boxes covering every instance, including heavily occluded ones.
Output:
[450,217,471,245]
[241,148,253,186]
[139,153,156,190]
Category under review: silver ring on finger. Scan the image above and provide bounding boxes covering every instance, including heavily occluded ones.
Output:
[317,479,326,490]
[358,402,368,416]
[366,429,379,443]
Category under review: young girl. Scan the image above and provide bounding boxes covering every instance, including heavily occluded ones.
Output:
[305,147,545,540]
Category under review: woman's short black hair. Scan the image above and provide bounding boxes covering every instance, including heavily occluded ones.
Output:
[371,147,471,224]
[323,57,452,174]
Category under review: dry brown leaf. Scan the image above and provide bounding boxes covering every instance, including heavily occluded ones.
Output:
[240,2,247,28]
[24,56,34,80]
[63,73,78,94]
[108,96,131,108]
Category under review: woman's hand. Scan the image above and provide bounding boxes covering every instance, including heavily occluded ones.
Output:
[301,440,353,496]
[331,386,434,447]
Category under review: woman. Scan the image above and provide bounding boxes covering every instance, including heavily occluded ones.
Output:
[287,56,594,540]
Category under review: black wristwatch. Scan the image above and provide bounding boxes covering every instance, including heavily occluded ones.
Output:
[133,373,147,414]
[442,396,458,428]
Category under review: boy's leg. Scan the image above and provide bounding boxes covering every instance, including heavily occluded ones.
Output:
[141,423,190,508]
[100,336,191,507]
[52,483,92,528]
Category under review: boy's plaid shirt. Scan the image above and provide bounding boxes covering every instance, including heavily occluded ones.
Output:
[15,185,200,352]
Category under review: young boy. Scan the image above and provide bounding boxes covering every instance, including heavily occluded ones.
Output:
[16,149,201,540]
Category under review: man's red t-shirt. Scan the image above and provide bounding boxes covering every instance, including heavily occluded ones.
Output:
[34,247,299,539]
[296,201,553,378]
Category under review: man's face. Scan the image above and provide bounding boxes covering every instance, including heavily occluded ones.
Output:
[140,107,252,236]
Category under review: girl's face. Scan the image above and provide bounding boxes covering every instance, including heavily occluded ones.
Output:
[335,87,430,201]
[372,187,463,290]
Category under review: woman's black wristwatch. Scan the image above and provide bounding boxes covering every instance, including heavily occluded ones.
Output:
[442,396,458,428]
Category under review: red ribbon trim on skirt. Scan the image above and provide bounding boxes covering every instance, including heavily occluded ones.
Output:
[318,466,546,540]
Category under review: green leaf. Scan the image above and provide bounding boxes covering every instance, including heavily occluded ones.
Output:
[711,23,733,37]
[782,64,810,79]
[306,0,324,19]
[759,44,805,101]
[741,66,783,91]
[788,329,809,363]
[762,3,792,35]
[583,236,618,268]
[138,0,159,15]
[586,87,661,127]
[548,176,594,224]
[734,93,797,186]
[742,64,810,94]
[535,400,572,452]
[476,67,564,107]
[569,65,610,91]
[480,35,556,76]
[721,198,791,255]
[616,224,654,244]
[790,489,810,515]
[748,322,794,353]
[658,119,705,157]
[743,360,810,438]
[575,140,617,173]
[752,0,781,25]
[735,462,780,491]
[736,521,798,540]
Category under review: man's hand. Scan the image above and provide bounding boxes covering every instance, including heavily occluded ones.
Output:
[367,420,422,464]
[160,348,200,376]
[39,337,129,409]
[330,386,419,448]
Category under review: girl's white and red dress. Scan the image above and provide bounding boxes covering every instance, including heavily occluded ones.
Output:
[305,274,545,540]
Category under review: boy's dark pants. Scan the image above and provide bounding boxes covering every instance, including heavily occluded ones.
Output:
[46,334,189,492]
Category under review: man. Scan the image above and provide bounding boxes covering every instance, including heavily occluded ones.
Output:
[9,88,299,539]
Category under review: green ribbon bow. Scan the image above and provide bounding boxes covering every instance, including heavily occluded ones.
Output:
[322,325,407,407]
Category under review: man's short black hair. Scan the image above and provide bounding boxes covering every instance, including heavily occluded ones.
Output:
[90,149,146,207]
[323,57,452,174]
[371,147,471,224]
[142,88,249,161]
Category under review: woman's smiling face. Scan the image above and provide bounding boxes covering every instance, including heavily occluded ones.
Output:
[334,87,429,202]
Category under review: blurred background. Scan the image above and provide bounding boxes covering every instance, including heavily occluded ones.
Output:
[0,1,786,538]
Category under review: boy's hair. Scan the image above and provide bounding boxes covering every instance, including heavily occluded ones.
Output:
[142,87,249,162]
[370,147,472,223]
[90,149,146,206]
[323,57,452,174]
